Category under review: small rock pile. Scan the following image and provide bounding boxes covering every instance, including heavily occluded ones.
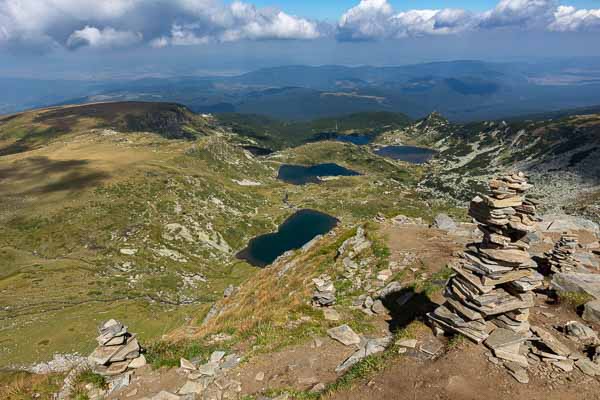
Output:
[544,233,581,273]
[88,319,145,376]
[176,351,242,399]
[312,275,336,307]
[428,172,542,343]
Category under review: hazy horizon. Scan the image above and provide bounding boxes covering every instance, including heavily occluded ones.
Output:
[2,1,600,79]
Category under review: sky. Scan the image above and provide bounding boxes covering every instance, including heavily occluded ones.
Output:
[249,1,600,19]
[1,0,600,79]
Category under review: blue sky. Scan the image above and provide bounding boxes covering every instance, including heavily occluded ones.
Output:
[247,0,600,19]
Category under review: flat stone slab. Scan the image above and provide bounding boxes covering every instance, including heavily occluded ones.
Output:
[152,391,180,400]
[197,362,218,376]
[128,355,147,369]
[180,358,196,371]
[323,308,341,321]
[538,214,599,234]
[419,339,444,357]
[327,324,361,346]
[108,337,140,363]
[551,273,600,300]
[553,359,574,372]
[209,351,226,363]
[505,363,529,384]
[484,328,527,350]
[396,339,418,348]
[178,380,205,395]
[531,326,572,356]
[576,358,600,376]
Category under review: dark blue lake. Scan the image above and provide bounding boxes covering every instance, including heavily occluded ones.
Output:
[308,132,375,145]
[278,163,360,185]
[334,134,374,145]
[375,146,436,164]
[243,145,274,156]
[237,209,339,267]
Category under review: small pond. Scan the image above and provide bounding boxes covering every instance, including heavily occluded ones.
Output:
[277,163,360,185]
[333,134,374,145]
[236,209,339,267]
[243,145,274,156]
[308,132,375,145]
[375,146,437,164]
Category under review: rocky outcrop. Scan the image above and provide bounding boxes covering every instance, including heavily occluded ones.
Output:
[428,172,542,343]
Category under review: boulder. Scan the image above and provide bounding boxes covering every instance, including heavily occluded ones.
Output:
[538,215,599,235]
[583,300,600,323]
[551,273,600,300]
[565,321,598,343]
[432,214,457,231]
[371,300,387,315]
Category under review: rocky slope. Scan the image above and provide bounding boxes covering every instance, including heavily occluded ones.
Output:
[377,110,600,222]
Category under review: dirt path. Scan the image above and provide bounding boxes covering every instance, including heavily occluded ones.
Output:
[328,339,600,400]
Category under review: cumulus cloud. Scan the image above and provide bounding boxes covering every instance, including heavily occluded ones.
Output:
[337,0,394,41]
[337,0,473,40]
[337,0,600,41]
[66,26,142,49]
[479,0,557,28]
[548,5,600,32]
[0,0,321,51]
[391,9,475,38]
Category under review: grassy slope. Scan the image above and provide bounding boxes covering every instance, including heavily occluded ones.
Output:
[0,103,432,368]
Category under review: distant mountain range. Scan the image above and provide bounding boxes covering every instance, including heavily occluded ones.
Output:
[4,59,600,122]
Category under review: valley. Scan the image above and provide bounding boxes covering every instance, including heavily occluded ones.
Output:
[0,102,448,370]
[0,101,599,400]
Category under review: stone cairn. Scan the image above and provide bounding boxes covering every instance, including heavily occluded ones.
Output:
[88,319,145,376]
[312,274,336,307]
[544,233,581,273]
[428,172,543,343]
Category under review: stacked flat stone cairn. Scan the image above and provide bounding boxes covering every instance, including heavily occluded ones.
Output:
[312,274,337,307]
[88,319,145,376]
[428,172,543,343]
[545,233,581,273]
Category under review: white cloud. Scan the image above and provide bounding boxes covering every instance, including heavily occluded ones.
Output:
[337,0,600,40]
[337,1,474,40]
[0,0,321,51]
[337,0,395,40]
[548,5,600,31]
[66,26,142,49]
[163,1,320,45]
[391,9,474,38]
[479,0,557,28]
